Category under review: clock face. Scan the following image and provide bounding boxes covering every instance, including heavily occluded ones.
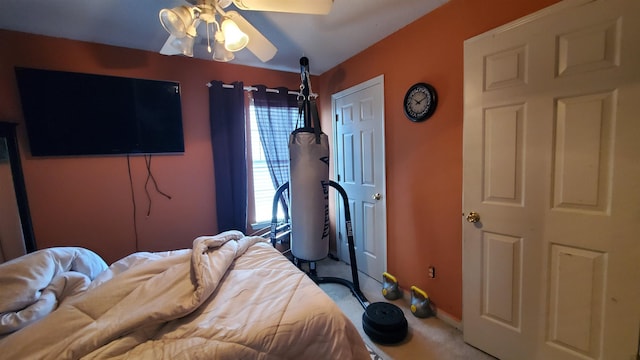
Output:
[403,83,437,122]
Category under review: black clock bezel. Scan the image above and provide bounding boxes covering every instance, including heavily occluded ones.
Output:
[403,82,437,122]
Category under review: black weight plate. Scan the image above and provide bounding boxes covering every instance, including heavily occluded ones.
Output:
[362,316,408,344]
[362,302,408,344]
[363,302,408,331]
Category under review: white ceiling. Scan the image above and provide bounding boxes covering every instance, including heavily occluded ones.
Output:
[0,0,448,75]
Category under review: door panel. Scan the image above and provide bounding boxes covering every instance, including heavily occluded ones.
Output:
[553,92,613,214]
[463,1,639,359]
[547,245,606,358]
[483,104,524,205]
[482,232,523,331]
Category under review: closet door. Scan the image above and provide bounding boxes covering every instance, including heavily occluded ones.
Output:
[463,0,640,358]
[0,122,35,262]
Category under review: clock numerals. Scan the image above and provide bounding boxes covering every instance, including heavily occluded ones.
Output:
[409,91,430,116]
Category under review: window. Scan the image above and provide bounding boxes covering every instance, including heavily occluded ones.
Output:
[247,96,298,227]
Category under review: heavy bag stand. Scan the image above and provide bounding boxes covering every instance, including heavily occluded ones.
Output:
[270,180,369,309]
[270,179,408,345]
[269,57,408,345]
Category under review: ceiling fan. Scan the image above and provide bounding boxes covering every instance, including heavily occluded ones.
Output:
[158,0,333,62]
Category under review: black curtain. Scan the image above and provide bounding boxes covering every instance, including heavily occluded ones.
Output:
[208,81,247,233]
[252,85,299,218]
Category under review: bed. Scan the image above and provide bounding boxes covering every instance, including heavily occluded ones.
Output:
[0,230,370,359]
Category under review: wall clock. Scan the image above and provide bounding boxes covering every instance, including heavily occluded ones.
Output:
[403,82,437,122]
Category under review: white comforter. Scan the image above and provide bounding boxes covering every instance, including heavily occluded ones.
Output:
[0,246,108,335]
[0,231,369,359]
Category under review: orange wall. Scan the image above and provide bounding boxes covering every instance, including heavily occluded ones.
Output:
[317,0,561,320]
[0,30,301,264]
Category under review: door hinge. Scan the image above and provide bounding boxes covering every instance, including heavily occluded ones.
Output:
[335,114,339,122]
[337,174,341,181]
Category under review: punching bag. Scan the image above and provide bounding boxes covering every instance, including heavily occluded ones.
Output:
[288,57,330,261]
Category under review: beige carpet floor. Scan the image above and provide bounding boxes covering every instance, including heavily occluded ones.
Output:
[315,258,496,360]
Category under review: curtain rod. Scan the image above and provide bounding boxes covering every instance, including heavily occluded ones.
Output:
[205,82,300,96]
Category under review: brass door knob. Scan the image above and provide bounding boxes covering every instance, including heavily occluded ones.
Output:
[466,211,480,223]
[372,193,382,200]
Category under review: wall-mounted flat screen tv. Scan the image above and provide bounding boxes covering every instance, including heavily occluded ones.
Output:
[15,67,185,156]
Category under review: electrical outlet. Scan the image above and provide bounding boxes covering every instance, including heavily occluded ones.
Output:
[428,266,436,278]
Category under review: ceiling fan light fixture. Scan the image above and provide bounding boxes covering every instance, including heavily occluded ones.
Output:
[159,6,194,38]
[213,32,235,62]
[221,18,249,52]
[170,34,196,57]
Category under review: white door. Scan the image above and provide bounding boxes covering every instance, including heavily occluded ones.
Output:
[462,0,640,359]
[332,75,386,281]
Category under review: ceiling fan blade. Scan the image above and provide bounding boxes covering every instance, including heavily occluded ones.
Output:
[226,11,277,62]
[232,0,333,15]
[159,35,182,55]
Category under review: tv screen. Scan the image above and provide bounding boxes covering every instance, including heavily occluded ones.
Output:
[14,67,185,156]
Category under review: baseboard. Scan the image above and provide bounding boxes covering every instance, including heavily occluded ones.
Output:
[434,307,462,331]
